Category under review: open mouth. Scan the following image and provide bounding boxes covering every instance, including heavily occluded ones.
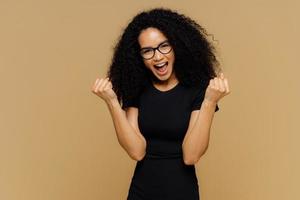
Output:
[154,62,168,74]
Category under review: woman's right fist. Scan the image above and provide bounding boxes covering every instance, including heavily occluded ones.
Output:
[91,77,117,102]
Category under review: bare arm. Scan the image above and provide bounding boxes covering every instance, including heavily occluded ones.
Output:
[106,98,146,161]
[182,73,230,165]
[92,77,146,161]
[182,99,217,165]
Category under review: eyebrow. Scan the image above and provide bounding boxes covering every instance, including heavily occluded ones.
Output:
[140,40,169,50]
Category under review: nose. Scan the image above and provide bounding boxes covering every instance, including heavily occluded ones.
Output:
[153,49,164,61]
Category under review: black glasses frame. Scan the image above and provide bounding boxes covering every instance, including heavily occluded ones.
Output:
[139,40,172,60]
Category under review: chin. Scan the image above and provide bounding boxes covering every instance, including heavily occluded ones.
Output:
[156,74,170,80]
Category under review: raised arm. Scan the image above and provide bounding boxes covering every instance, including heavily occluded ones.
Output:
[92,77,146,161]
[106,99,146,161]
[182,73,230,165]
[182,100,218,165]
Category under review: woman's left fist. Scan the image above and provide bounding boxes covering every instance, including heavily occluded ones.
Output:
[204,72,230,103]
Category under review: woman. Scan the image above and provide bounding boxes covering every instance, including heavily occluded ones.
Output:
[91,7,230,200]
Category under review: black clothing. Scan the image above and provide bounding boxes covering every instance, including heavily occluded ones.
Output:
[122,81,219,200]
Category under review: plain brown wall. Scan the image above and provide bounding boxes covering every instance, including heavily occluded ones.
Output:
[1,0,299,200]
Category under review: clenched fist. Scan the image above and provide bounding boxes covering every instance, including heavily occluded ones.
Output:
[91,77,117,102]
[204,72,230,103]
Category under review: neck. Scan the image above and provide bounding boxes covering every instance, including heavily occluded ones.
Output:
[153,73,179,87]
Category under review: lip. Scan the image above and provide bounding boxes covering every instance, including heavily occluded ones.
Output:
[154,61,168,67]
[155,62,168,76]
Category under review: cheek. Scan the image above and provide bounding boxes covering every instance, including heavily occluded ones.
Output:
[167,53,175,63]
[168,55,175,63]
[144,60,152,69]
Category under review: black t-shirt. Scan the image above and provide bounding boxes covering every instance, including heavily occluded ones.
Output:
[122,81,219,156]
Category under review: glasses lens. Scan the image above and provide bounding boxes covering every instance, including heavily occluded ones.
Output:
[140,49,154,59]
[140,42,172,59]
[158,42,172,54]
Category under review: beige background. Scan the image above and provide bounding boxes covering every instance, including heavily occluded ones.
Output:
[1,0,299,200]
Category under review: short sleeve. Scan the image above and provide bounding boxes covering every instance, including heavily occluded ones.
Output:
[191,89,219,112]
[121,95,140,110]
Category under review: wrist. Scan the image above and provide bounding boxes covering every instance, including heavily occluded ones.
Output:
[105,98,120,108]
[202,98,218,108]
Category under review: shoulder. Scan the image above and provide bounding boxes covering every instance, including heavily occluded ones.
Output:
[121,82,150,110]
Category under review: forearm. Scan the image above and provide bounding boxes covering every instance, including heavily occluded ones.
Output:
[106,98,146,160]
[182,99,217,164]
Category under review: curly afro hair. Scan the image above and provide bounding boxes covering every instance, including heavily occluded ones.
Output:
[106,7,221,108]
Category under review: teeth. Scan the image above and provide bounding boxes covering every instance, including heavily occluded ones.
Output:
[155,62,167,67]
[158,65,167,72]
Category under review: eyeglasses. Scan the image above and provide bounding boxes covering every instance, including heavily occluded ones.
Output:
[139,40,173,60]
